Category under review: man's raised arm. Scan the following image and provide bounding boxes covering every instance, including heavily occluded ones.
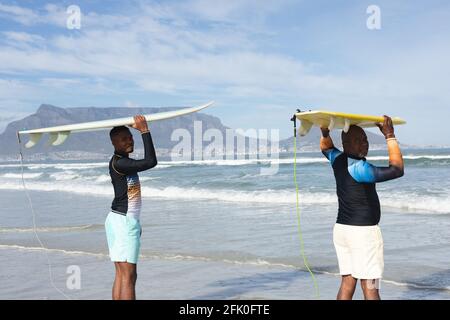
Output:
[373,115,404,182]
[320,127,334,151]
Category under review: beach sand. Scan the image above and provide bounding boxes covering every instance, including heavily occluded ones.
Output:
[2,244,445,300]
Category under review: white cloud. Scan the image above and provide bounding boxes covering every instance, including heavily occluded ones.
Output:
[0,79,39,100]
[0,2,447,106]
[124,101,140,108]
[176,0,293,24]
[0,1,449,144]
[39,77,84,88]
[3,31,45,43]
[0,2,75,27]
[0,3,40,25]
[0,100,33,134]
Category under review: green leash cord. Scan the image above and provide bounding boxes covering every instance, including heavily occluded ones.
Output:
[292,115,320,299]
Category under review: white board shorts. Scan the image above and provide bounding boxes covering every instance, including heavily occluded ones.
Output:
[333,223,384,280]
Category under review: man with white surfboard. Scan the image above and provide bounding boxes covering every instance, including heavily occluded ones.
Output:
[320,115,404,300]
[105,115,157,300]
[17,102,214,299]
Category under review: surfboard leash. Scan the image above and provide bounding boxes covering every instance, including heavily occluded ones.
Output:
[16,132,70,299]
[290,113,320,299]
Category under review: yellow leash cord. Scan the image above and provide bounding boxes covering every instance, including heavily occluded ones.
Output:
[292,116,320,299]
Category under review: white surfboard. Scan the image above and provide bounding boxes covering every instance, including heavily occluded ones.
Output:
[18,101,214,148]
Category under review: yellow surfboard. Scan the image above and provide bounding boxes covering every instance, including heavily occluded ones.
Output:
[294,110,406,136]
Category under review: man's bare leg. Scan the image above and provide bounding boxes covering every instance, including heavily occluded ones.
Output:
[118,262,137,300]
[112,262,122,300]
[337,275,357,300]
[361,279,380,300]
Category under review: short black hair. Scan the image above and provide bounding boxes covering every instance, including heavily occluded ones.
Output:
[109,126,130,140]
[341,125,366,149]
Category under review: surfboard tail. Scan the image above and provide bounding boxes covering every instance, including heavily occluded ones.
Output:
[48,131,71,146]
[298,120,313,136]
[24,133,43,148]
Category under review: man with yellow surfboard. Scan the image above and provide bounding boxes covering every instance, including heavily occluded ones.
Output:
[320,115,404,300]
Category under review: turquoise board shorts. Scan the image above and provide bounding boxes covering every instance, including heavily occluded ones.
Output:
[105,212,142,264]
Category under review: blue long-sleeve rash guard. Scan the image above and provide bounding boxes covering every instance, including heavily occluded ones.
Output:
[323,147,403,226]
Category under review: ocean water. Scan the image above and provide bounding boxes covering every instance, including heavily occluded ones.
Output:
[1,148,450,299]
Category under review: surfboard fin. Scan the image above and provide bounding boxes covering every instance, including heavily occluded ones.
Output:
[343,118,351,133]
[328,116,336,131]
[298,120,313,136]
[24,133,43,148]
[48,131,70,146]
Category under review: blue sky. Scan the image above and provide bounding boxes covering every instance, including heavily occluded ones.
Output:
[0,0,449,145]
